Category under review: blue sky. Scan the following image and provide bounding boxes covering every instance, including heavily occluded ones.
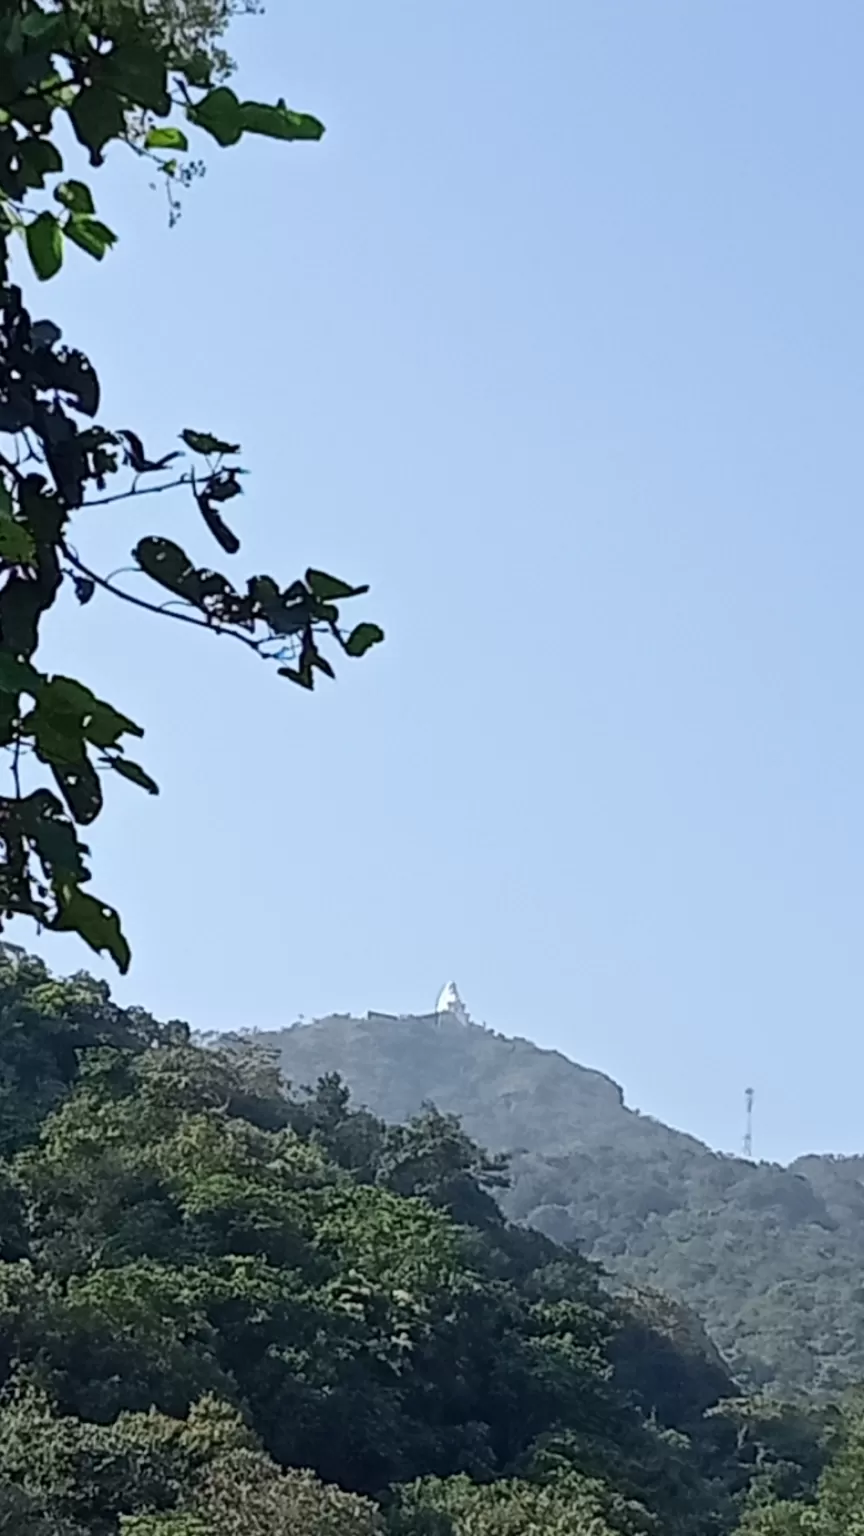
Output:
[16,1,864,1164]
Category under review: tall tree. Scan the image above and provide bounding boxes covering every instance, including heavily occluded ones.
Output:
[0,1,383,972]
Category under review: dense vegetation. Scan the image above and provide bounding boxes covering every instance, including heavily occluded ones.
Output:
[257,1009,864,1401]
[0,951,843,1533]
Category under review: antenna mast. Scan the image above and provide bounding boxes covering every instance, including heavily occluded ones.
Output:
[743,1087,754,1160]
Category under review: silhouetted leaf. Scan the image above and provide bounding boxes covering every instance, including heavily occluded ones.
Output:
[69,85,125,164]
[196,492,240,554]
[30,319,62,347]
[100,44,169,114]
[307,569,369,601]
[278,665,315,690]
[51,350,100,416]
[207,470,243,502]
[312,652,335,679]
[181,429,241,456]
[21,789,89,883]
[118,430,181,474]
[18,137,63,189]
[134,536,198,598]
[53,881,130,972]
[0,654,42,695]
[108,757,159,795]
[51,754,103,825]
[344,623,385,657]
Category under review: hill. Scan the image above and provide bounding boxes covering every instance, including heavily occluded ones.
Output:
[246,1007,864,1400]
[0,952,833,1534]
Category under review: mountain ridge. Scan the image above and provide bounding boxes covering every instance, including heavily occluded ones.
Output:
[241,1008,864,1399]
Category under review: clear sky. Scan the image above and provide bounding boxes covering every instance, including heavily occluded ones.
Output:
[16,1,864,1165]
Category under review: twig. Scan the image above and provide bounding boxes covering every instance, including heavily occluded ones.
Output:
[82,474,191,510]
[61,546,265,656]
[11,737,21,801]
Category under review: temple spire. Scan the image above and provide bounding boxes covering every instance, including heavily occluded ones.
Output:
[435,981,470,1026]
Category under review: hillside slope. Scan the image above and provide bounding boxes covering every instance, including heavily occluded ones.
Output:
[2,952,831,1536]
[248,1009,864,1399]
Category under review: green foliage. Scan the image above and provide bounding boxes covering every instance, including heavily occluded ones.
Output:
[0,1382,383,1536]
[732,1400,864,1535]
[261,1008,864,1402]
[0,948,183,1155]
[0,953,831,1535]
[0,2,382,971]
[388,1470,652,1535]
[124,1452,384,1535]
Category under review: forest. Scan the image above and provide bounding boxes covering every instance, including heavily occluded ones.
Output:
[0,949,859,1534]
[262,1009,864,1404]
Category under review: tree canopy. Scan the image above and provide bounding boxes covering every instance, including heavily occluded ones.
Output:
[0,951,837,1535]
[258,1006,864,1402]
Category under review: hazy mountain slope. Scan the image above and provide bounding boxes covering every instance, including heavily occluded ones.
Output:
[248,1010,864,1400]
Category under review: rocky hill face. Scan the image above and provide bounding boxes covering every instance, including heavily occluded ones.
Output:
[247,1009,864,1400]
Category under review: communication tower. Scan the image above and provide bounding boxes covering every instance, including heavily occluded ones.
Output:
[743,1087,754,1160]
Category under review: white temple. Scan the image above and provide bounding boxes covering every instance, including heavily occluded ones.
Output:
[435,981,470,1027]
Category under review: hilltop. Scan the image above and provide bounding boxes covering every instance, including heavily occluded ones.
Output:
[246,1007,864,1399]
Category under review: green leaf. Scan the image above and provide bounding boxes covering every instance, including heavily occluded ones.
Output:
[24,681,142,782]
[20,12,70,44]
[344,622,385,658]
[64,217,117,261]
[18,138,63,190]
[51,755,103,825]
[21,790,89,884]
[108,757,159,795]
[10,96,56,134]
[184,50,213,89]
[0,515,35,565]
[181,429,240,456]
[43,676,143,747]
[53,881,130,973]
[25,211,62,281]
[134,536,195,595]
[306,569,369,601]
[278,665,315,690]
[196,492,239,555]
[0,653,42,696]
[145,126,189,151]
[312,652,336,679]
[69,85,126,164]
[100,44,170,114]
[188,86,242,147]
[239,101,325,142]
[55,179,95,214]
[133,537,230,611]
[24,713,82,765]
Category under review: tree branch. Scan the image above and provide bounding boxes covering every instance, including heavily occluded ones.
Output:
[82,474,192,509]
[61,546,265,655]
